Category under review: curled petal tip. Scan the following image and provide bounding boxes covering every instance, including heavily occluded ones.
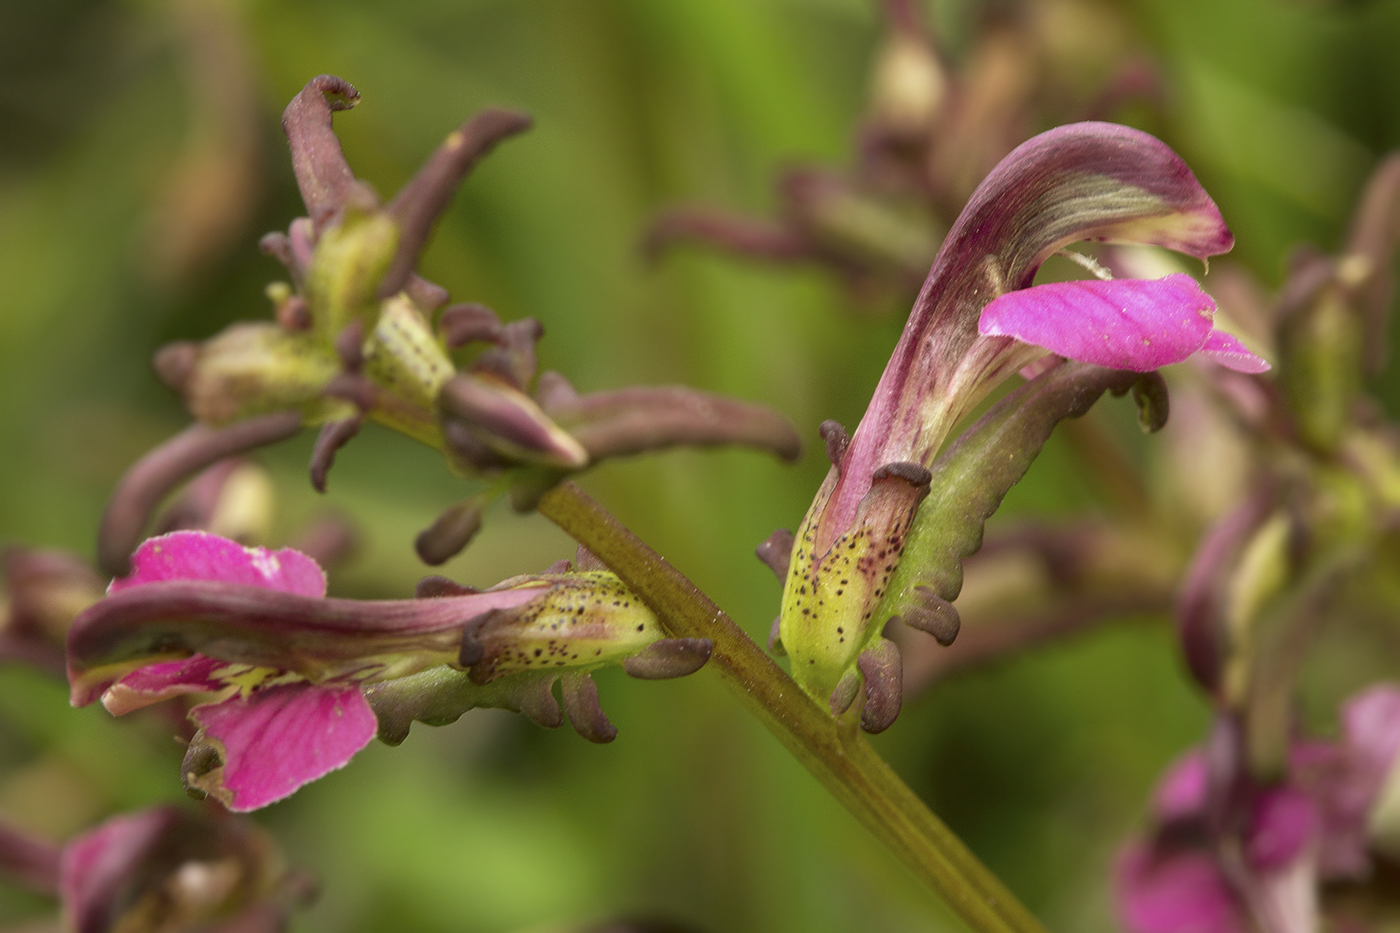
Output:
[282,76,361,222]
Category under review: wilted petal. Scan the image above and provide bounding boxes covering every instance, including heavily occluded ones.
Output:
[188,682,376,812]
[61,805,303,931]
[109,531,327,598]
[978,274,1266,373]
[1115,844,1245,933]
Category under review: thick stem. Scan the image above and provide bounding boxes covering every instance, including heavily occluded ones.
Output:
[536,481,1047,933]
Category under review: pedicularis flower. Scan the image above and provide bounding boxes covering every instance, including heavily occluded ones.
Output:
[68,531,709,811]
[778,122,1269,723]
[1117,685,1400,933]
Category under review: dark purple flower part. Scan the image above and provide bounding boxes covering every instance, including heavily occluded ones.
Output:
[68,532,703,810]
[779,122,1236,712]
[978,273,1269,374]
[1116,685,1400,933]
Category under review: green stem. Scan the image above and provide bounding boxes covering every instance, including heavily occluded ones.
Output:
[537,481,1047,933]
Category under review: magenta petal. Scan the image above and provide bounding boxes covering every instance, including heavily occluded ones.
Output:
[1198,330,1271,373]
[61,808,178,932]
[1246,788,1318,870]
[109,531,326,598]
[1115,843,1246,933]
[978,274,1216,372]
[191,682,376,811]
[1343,684,1400,781]
[1153,750,1208,822]
[103,655,229,715]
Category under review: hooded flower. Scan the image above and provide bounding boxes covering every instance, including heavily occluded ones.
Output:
[776,121,1268,724]
[1117,685,1400,933]
[68,531,708,811]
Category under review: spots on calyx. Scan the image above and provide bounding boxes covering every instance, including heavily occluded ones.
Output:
[467,573,659,682]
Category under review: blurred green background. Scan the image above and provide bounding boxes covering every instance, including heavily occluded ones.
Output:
[1,0,1399,930]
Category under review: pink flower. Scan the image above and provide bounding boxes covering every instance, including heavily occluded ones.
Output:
[68,531,685,810]
[1116,686,1400,933]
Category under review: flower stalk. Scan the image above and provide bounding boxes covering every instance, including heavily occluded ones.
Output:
[535,480,1047,933]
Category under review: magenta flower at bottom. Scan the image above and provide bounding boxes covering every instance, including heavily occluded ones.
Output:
[1116,686,1400,933]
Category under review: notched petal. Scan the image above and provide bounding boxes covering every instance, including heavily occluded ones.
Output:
[438,302,504,349]
[186,683,377,811]
[829,669,860,716]
[1131,372,1170,433]
[897,585,961,646]
[820,420,850,466]
[310,416,363,493]
[471,318,543,391]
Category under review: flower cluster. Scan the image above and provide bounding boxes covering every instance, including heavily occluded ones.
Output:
[97,74,800,578]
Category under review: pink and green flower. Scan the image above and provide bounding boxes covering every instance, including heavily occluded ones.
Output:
[68,531,706,811]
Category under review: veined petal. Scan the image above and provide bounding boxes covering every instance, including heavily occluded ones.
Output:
[109,531,327,598]
[186,682,376,812]
[978,274,1221,372]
